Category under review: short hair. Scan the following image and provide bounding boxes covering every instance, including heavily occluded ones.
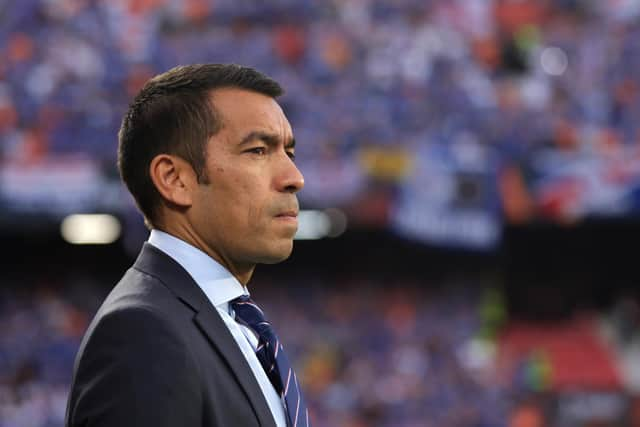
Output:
[117,63,284,228]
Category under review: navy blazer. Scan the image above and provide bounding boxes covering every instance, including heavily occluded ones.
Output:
[66,243,277,427]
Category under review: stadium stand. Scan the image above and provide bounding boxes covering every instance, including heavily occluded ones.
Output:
[1,0,640,232]
[1,1,640,426]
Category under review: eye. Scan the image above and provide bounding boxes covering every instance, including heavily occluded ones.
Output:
[247,147,267,155]
[286,151,296,161]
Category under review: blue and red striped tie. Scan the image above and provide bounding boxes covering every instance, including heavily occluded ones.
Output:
[231,295,311,427]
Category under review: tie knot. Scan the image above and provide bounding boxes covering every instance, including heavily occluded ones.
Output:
[230,295,273,339]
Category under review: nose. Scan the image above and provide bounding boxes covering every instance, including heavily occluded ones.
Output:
[277,153,304,194]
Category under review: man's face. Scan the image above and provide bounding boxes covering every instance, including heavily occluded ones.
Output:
[188,88,304,270]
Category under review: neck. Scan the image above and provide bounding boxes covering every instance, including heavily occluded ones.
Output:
[157,222,255,286]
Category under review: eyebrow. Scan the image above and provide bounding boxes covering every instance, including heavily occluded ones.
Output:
[238,130,296,149]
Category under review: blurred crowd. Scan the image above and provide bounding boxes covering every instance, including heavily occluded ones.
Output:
[2,0,640,224]
[0,277,513,427]
[259,278,510,427]
[0,286,90,427]
[2,273,638,426]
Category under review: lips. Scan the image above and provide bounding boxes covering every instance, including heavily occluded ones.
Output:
[275,210,298,218]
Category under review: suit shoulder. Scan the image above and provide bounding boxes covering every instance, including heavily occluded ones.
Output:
[100,267,174,311]
[76,268,192,370]
[78,301,186,366]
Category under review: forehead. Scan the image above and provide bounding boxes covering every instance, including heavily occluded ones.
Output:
[208,87,291,136]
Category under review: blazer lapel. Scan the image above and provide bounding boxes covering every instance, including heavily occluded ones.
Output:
[193,309,278,427]
[133,243,277,427]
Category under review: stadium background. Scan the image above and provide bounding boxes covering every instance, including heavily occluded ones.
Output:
[1,0,640,426]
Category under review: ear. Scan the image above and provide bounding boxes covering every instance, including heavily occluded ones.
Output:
[149,154,196,208]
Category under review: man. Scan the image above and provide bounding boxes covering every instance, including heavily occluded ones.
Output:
[66,64,310,427]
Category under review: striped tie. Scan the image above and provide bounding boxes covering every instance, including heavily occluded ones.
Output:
[230,295,311,427]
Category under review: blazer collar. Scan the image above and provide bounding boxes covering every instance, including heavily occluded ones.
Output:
[133,243,277,427]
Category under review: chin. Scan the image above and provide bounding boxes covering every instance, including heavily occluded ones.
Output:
[256,241,294,264]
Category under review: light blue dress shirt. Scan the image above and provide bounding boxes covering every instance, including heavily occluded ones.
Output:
[148,229,287,427]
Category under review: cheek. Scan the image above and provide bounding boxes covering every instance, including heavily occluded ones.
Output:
[233,178,268,229]
[212,160,271,233]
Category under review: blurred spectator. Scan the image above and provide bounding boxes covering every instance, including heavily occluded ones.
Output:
[611,294,640,346]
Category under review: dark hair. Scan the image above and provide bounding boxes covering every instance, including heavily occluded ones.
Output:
[117,63,283,228]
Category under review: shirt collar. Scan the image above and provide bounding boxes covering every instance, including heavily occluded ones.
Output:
[148,229,248,307]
